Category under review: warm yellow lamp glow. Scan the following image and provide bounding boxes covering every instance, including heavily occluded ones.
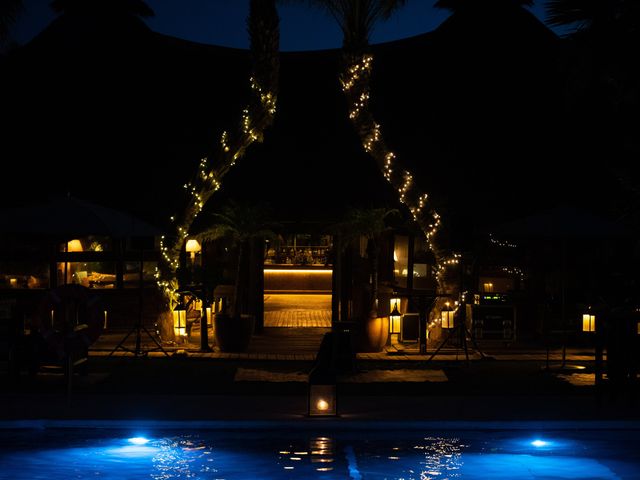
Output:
[582,313,596,332]
[185,239,201,260]
[263,269,332,274]
[67,239,83,252]
[309,384,336,416]
[389,299,402,334]
[173,308,187,339]
[441,303,455,329]
[483,282,494,292]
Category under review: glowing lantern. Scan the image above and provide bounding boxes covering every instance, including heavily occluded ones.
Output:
[173,304,187,340]
[389,298,402,335]
[441,303,455,329]
[582,309,596,333]
[308,383,337,417]
[308,365,337,417]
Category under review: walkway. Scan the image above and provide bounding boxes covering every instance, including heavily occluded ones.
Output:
[264,311,331,328]
[263,294,331,328]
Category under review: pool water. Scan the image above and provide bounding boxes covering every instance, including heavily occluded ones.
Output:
[1,427,639,479]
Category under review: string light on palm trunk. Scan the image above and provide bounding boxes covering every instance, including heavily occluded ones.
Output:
[340,53,459,282]
[155,1,280,307]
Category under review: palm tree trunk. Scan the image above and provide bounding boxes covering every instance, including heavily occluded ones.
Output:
[159,0,279,304]
[368,239,379,317]
[234,242,245,317]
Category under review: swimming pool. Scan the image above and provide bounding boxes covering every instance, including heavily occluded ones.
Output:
[1,421,639,479]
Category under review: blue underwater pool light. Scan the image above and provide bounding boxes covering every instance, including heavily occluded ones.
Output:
[128,437,150,445]
[531,439,549,448]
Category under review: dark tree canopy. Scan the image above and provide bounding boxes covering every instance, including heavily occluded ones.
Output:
[284,0,408,50]
[0,0,22,43]
[545,0,640,35]
[435,0,533,11]
[50,0,155,17]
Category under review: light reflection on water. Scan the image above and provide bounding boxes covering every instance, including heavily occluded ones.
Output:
[0,429,638,480]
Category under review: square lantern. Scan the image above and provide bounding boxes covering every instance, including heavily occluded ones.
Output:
[389,298,402,335]
[582,311,596,333]
[308,383,337,417]
[173,305,187,340]
[441,303,455,329]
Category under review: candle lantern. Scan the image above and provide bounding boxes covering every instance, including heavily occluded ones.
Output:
[441,302,455,329]
[389,298,402,335]
[308,383,337,417]
[173,303,187,340]
[308,365,337,417]
[582,308,596,333]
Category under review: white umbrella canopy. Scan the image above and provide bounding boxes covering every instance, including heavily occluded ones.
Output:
[0,195,163,238]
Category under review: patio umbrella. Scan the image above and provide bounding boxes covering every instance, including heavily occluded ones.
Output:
[0,195,162,238]
[494,205,628,240]
[494,205,628,366]
[0,196,167,357]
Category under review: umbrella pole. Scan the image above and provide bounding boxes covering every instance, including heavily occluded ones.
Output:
[134,248,143,356]
[561,238,567,368]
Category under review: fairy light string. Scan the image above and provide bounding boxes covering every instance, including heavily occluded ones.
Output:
[340,53,459,285]
[156,3,279,307]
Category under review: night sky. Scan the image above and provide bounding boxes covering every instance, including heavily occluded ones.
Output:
[12,0,557,51]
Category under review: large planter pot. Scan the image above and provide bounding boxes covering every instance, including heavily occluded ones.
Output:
[214,313,255,352]
[355,315,389,352]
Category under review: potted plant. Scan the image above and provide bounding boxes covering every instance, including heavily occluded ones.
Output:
[333,207,398,352]
[198,202,278,352]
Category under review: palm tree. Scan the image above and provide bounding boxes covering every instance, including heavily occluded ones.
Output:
[292,0,406,53]
[287,0,447,283]
[333,208,398,319]
[545,0,639,38]
[545,0,640,235]
[197,202,279,318]
[158,0,280,306]
[0,0,22,47]
[545,1,639,82]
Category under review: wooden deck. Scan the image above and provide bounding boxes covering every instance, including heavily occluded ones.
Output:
[263,294,331,328]
[263,310,331,328]
[246,327,329,355]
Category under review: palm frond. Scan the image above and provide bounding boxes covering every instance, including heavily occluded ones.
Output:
[331,207,399,244]
[197,201,280,245]
[280,0,408,47]
[544,0,596,28]
[197,223,240,244]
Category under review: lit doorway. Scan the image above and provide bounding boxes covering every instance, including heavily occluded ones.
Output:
[263,234,332,328]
